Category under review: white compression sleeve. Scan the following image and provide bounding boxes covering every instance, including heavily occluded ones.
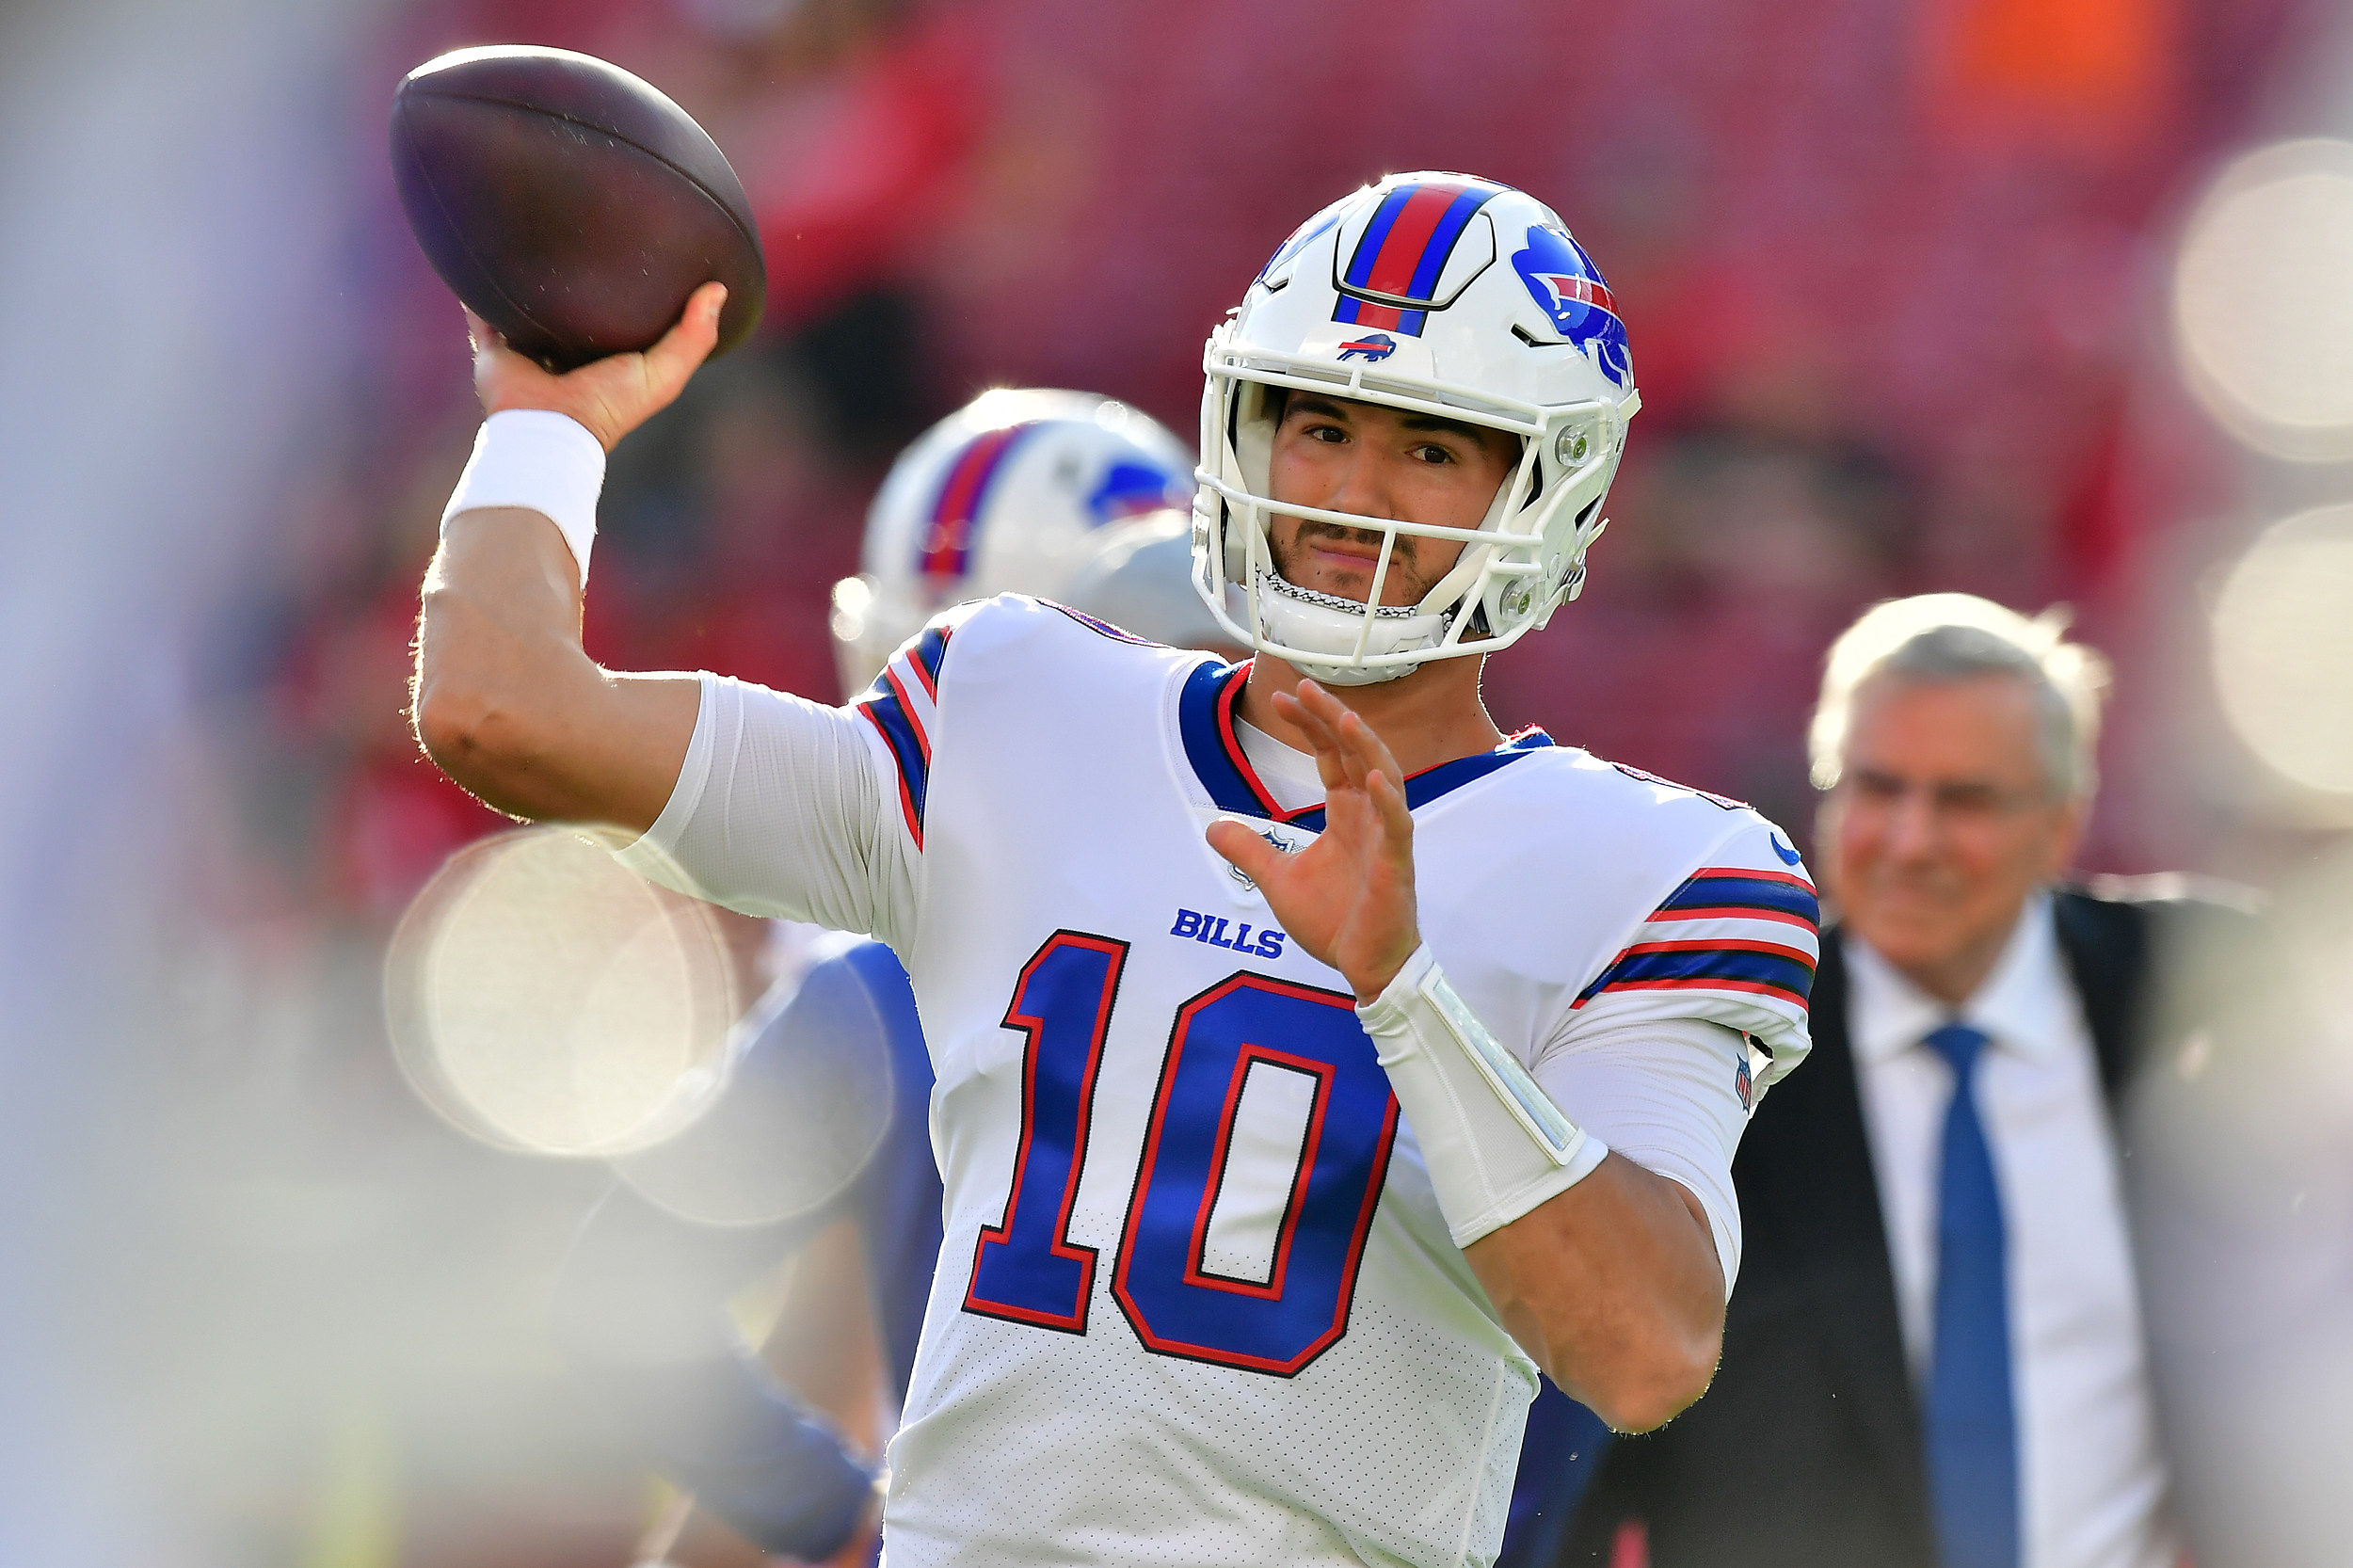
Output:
[1357,946,1610,1247]
[440,409,605,589]
[1531,1014,1753,1289]
[613,674,920,953]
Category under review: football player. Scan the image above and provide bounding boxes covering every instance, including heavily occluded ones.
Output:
[415,171,1817,1568]
[554,390,1217,1567]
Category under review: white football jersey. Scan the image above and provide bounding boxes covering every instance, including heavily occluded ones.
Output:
[826,597,1816,1568]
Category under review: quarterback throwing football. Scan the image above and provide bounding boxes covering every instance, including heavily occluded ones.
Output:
[414,172,1817,1568]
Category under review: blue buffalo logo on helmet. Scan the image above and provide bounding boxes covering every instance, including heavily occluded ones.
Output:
[1511,224,1632,388]
[1085,458,1189,525]
[1336,332,1397,363]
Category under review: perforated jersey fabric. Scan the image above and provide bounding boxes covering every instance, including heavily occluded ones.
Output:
[614,596,1816,1567]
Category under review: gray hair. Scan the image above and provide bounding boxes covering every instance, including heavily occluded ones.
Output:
[1809,593,2112,802]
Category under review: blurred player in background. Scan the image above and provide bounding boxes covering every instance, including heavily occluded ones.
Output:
[552,390,1225,1567]
[414,172,1817,1567]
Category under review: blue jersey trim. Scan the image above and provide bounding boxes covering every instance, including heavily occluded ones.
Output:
[1657,872,1821,926]
[1044,599,1161,646]
[857,679,931,845]
[907,623,950,696]
[1576,941,1817,1009]
[1177,659,1269,817]
[1178,660,1555,826]
[1288,728,1559,833]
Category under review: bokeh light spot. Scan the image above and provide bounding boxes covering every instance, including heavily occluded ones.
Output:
[2174,138,2353,461]
[2211,504,2353,793]
[385,826,739,1156]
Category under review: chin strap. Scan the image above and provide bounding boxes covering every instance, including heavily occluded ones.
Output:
[1247,572,1452,685]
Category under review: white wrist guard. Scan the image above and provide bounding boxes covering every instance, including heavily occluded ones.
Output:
[1358,946,1609,1246]
[440,409,606,590]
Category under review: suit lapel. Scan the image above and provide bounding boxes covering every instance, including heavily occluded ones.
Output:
[2051,888,2148,1106]
[1751,930,1927,1513]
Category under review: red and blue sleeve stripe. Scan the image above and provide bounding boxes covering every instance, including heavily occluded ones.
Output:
[855,627,952,848]
[904,624,949,699]
[1574,939,1817,1011]
[1651,869,1820,928]
[1574,866,1821,1012]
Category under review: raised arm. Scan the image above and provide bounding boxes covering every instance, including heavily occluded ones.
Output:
[410,283,728,831]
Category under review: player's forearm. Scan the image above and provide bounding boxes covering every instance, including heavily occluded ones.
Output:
[1464,1154,1723,1432]
[412,507,693,829]
[1352,948,1720,1427]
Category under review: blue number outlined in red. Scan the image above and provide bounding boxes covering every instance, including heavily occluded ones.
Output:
[961,931,1128,1334]
[1112,972,1401,1376]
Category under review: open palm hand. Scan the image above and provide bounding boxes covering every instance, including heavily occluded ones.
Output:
[1206,680,1421,1001]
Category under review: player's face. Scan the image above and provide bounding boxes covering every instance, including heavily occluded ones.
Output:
[1818,674,2085,1003]
[1265,393,1518,608]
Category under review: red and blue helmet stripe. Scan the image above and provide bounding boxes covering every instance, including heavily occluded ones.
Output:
[1331,177,1506,338]
[917,423,1040,582]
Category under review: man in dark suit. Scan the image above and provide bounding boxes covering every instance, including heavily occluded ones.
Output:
[1560,594,2273,1568]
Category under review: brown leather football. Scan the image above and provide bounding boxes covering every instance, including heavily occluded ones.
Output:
[391,45,766,372]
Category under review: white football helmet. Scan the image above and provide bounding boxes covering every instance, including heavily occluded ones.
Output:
[830,389,1195,693]
[1193,171,1641,684]
[1061,509,1243,656]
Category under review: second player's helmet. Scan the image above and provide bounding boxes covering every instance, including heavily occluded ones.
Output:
[1194,172,1641,684]
[831,389,1196,694]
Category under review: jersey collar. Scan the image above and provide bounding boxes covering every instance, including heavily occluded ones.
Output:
[1178,658,1553,831]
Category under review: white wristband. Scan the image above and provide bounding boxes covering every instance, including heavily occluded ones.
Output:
[1358,946,1609,1246]
[441,409,607,590]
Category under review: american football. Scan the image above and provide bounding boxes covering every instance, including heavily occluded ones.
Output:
[390,44,765,370]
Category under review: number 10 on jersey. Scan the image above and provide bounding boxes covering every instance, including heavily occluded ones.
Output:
[963,931,1401,1376]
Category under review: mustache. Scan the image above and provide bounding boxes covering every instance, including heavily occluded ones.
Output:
[1293,520,1398,550]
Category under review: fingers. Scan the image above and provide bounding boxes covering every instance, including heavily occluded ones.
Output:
[1273,688,1349,791]
[1273,681,1404,798]
[1368,765,1415,853]
[464,304,559,418]
[1206,817,1288,885]
[641,282,728,394]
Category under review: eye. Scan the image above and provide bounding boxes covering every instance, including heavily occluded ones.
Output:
[1410,441,1456,465]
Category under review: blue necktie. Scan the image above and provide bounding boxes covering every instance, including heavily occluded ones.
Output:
[1923,1022,2019,1568]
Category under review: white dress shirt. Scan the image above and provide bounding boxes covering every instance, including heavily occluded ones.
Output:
[1846,893,2178,1568]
